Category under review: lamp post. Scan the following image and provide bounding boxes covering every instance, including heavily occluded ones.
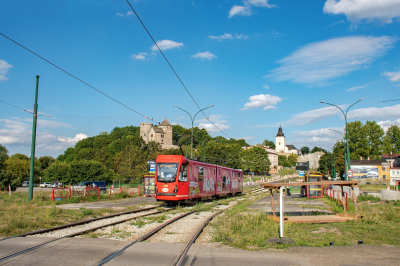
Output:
[201,139,208,162]
[320,98,365,180]
[173,105,214,159]
[329,129,346,180]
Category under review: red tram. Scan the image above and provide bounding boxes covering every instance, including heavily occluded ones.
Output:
[155,155,243,203]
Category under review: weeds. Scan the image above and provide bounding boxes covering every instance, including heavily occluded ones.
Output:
[358,194,381,203]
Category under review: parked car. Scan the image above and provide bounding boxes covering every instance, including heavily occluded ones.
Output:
[22,181,29,187]
[40,182,53,188]
[77,181,107,192]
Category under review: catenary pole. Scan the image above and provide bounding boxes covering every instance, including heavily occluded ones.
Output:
[28,75,39,202]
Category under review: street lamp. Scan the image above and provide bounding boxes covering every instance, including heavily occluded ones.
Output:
[329,129,347,179]
[173,105,214,159]
[320,98,365,180]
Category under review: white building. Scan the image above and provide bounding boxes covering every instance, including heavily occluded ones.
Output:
[275,126,298,155]
[297,151,325,170]
[390,167,400,186]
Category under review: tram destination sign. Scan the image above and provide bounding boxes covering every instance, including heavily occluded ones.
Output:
[296,162,309,171]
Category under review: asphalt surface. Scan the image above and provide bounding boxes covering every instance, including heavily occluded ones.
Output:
[1,238,399,266]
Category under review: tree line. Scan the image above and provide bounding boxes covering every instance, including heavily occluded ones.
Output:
[318,121,400,176]
[0,124,275,189]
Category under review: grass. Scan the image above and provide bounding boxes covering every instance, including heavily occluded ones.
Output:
[211,193,400,250]
[358,184,389,191]
[0,191,135,237]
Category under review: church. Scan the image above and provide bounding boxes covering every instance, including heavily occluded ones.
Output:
[275,126,298,155]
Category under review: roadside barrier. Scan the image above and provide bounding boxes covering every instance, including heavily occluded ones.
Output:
[129,186,141,196]
[109,186,122,198]
[325,188,349,210]
[85,187,100,201]
[52,188,71,203]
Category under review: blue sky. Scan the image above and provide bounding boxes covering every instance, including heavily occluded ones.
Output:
[1,0,400,157]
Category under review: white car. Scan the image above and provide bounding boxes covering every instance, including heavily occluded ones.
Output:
[40,182,53,188]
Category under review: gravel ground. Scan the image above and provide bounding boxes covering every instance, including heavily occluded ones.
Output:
[28,208,161,238]
[82,201,238,243]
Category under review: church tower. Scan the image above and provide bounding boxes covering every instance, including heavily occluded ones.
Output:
[275,126,285,153]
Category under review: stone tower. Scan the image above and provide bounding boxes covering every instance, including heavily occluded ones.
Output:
[140,123,153,142]
[275,126,285,153]
[158,117,173,146]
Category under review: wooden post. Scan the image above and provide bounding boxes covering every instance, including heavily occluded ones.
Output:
[352,187,358,217]
[270,189,275,216]
[341,185,346,215]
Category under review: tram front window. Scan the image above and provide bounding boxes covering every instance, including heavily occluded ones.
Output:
[157,163,179,183]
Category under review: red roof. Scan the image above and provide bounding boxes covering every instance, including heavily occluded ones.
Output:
[382,154,400,159]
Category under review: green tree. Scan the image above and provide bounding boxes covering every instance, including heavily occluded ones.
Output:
[347,121,369,159]
[262,139,276,149]
[0,143,9,172]
[363,121,384,159]
[332,140,346,179]
[318,151,333,175]
[310,146,327,153]
[287,153,298,167]
[278,155,289,167]
[5,156,40,187]
[300,146,310,155]
[241,146,270,173]
[39,156,56,171]
[383,125,400,154]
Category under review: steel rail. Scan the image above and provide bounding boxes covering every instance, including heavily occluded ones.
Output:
[0,206,158,242]
[0,208,170,264]
[97,211,196,266]
[171,209,225,266]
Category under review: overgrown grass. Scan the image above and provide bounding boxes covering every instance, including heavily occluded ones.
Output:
[0,192,126,237]
[211,194,400,250]
[358,184,389,191]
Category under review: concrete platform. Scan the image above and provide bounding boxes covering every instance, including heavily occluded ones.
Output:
[249,194,333,216]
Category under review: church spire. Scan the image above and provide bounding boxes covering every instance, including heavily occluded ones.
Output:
[276,125,284,137]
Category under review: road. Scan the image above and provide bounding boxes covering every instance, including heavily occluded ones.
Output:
[1,238,398,266]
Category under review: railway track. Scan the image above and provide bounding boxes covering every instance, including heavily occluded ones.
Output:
[0,189,269,265]
[0,206,169,264]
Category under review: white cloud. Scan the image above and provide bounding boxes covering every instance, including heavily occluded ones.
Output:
[267,36,395,85]
[0,59,12,82]
[263,85,270,89]
[347,104,400,120]
[191,51,217,60]
[151,40,184,52]
[382,69,400,82]
[347,84,368,91]
[229,0,276,18]
[377,118,400,131]
[57,133,88,144]
[116,12,124,17]
[241,94,282,110]
[196,115,230,133]
[130,52,148,60]
[229,5,251,18]
[290,127,346,151]
[323,0,400,24]
[127,11,134,17]
[326,19,345,28]
[252,106,343,128]
[209,33,249,41]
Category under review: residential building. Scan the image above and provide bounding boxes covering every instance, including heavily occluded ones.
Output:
[389,167,400,186]
[381,153,400,168]
[350,160,390,180]
[140,118,178,149]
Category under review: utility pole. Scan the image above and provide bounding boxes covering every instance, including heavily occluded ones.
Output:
[28,75,39,202]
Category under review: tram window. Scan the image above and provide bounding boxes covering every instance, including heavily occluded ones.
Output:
[222,176,226,188]
[178,164,188,182]
[198,166,203,181]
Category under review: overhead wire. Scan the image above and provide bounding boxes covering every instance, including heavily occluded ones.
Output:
[125,0,231,139]
[0,32,157,123]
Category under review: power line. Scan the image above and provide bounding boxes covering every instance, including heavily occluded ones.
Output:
[0,99,34,115]
[125,0,230,139]
[0,32,156,123]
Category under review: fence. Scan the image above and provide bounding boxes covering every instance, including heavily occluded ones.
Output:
[52,188,71,203]
[324,188,349,210]
[129,186,141,196]
[109,186,122,198]
[85,187,100,201]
